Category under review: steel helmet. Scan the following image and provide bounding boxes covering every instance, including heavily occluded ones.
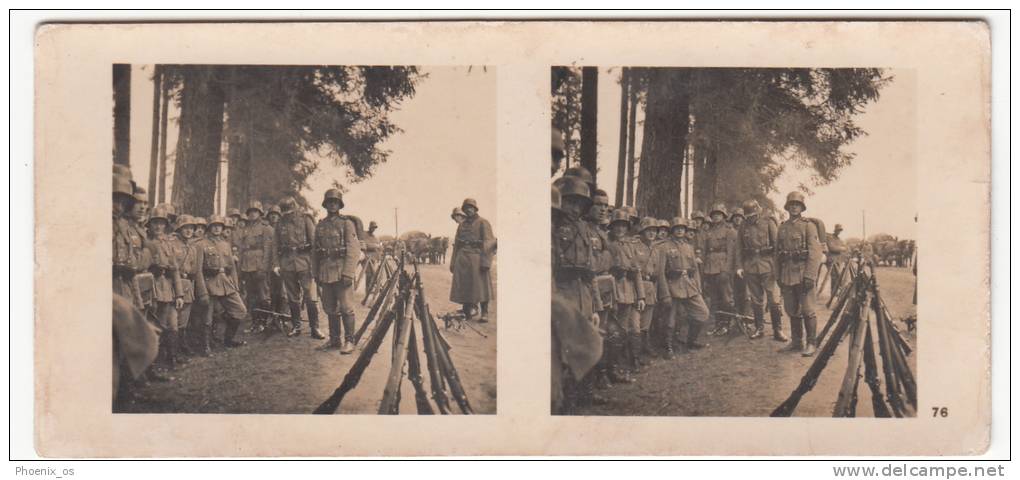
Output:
[691,210,706,221]
[279,196,297,212]
[194,216,207,227]
[742,199,761,216]
[227,208,242,218]
[563,166,594,186]
[113,173,134,196]
[208,215,227,227]
[671,217,688,230]
[224,217,236,229]
[609,208,630,226]
[709,203,728,218]
[636,217,656,233]
[322,189,345,209]
[784,191,807,211]
[461,198,479,212]
[451,207,466,219]
[729,206,745,218]
[369,221,378,229]
[550,186,562,212]
[655,219,668,230]
[835,223,844,231]
[625,206,639,221]
[268,205,282,217]
[133,186,149,204]
[245,200,264,216]
[175,214,196,231]
[557,176,591,205]
[147,204,172,225]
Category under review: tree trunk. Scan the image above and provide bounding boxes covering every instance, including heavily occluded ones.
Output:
[225,71,253,211]
[692,143,718,212]
[579,66,598,184]
[625,70,640,207]
[171,66,226,217]
[157,67,170,203]
[147,66,163,204]
[614,68,630,206]
[635,68,690,219]
[112,64,132,167]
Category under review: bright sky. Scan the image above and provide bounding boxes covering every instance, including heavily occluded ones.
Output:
[590,67,917,240]
[129,65,497,238]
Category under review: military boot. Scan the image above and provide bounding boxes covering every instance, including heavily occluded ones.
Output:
[750,308,765,339]
[340,313,357,354]
[662,334,676,359]
[478,301,490,323]
[605,333,633,384]
[197,323,213,356]
[801,314,818,357]
[223,317,247,348]
[686,322,709,350]
[322,314,342,350]
[164,331,179,369]
[770,304,789,342]
[308,302,325,339]
[287,303,303,337]
[781,316,804,352]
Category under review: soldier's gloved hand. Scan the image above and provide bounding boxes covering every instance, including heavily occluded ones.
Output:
[636,299,646,312]
[175,297,184,310]
[736,268,744,279]
[340,275,354,288]
[802,277,816,290]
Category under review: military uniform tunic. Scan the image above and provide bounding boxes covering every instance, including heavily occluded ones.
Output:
[702,222,738,315]
[113,216,145,309]
[238,219,274,306]
[313,214,361,317]
[776,216,824,323]
[197,234,246,324]
[275,210,317,306]
[659,237,710,326]
[449,214,495,304]
[739,216,783,317]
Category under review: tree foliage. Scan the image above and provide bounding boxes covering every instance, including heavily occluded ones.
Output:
[551,67,583,173]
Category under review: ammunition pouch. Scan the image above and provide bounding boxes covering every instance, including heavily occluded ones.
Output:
[778,250,808,261]
[666,269,694,279]
[148,265,174,278]
[280,244,312,255]
[203,266,232,277]
[112,264,135,279]
[317,247,348,259]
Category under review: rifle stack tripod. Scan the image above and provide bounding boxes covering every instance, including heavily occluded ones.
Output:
[314,257,474,415]
[772,260,917,418]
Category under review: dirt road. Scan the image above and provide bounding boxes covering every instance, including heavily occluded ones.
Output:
[575,266,917,417]
[119,263,497,414]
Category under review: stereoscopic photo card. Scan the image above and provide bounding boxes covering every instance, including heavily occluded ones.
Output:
[34,20,990,456]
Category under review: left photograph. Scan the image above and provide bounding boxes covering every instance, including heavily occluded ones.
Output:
[111,64,497,414]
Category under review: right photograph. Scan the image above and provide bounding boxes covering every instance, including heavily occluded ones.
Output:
[550,66,918,418]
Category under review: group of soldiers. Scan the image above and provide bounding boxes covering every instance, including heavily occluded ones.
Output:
[113,165,381,397]
[551,164,855,413]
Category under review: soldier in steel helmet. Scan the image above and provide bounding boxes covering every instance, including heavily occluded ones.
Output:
[170,214,204,357]
[825,223,849,298]
[237,200,275,333]
[736,200,788,342]
[112,167,146,310]
[702,203,739,336]
[265,205,288,318]
[729,207,751,322]
[660,216,711,352]
[197,215,248,349]
[313,189,361,353]
[450,198,496,322]
[274,196,324,339]
[776,191,824,356]
[604,208,642,384]
[193,217,207,240]
[551,177,602,414]
[362,220,383,292]
[630,217,665,363]
[144,205,186,372]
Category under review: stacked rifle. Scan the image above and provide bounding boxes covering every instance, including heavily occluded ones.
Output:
[314,257,474,415]
[361,254,398,306]
[772,261,916,418]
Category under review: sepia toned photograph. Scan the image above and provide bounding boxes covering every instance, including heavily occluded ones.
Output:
[551,66,918,417]
[111,64,497,414]
[29,19,993,458]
